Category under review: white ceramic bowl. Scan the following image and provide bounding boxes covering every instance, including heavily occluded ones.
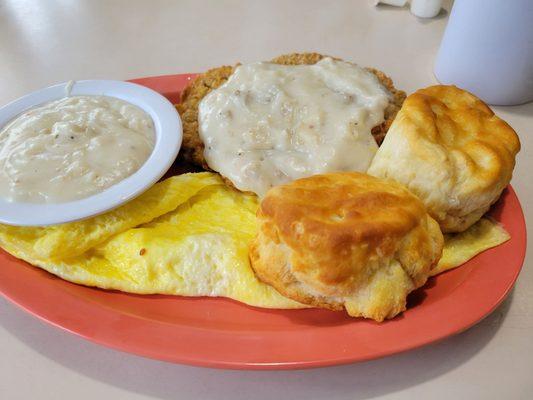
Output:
[0,80,182,226]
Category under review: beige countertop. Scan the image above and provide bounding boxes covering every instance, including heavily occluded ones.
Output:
[1,1,532,399]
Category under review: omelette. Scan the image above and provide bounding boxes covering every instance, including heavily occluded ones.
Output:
[0,172,510,310]
[432,218,510,276]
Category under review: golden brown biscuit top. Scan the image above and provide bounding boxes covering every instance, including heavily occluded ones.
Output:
[404,85,520,192]
[257,172,431,288]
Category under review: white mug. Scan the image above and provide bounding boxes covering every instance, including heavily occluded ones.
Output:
[434,0,533,105]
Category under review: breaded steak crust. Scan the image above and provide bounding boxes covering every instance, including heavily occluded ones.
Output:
[176,53,406,169]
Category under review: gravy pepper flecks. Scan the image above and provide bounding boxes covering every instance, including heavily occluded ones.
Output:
[0,95,155,203]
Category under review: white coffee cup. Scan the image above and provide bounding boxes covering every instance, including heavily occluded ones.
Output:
[434,0,533,106]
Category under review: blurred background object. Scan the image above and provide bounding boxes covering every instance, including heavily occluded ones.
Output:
[375,0,408,6]
[410,0,443,18]
[435,0,533,105]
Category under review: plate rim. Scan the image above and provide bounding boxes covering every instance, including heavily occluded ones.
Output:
[0,73,527,370]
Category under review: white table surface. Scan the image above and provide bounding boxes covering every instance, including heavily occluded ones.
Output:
[1,1,532,399]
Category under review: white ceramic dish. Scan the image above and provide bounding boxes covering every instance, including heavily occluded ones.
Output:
[0,80,182,226]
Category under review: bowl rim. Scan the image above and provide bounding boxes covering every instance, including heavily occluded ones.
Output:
[0,79,182,226]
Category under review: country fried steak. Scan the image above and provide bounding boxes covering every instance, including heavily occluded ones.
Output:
[175,52,406,170]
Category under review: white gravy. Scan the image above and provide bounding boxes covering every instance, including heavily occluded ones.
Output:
[0,95,155,203]
[198,57,391,197]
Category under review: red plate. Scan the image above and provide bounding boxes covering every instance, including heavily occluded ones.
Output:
[0,74,527,370]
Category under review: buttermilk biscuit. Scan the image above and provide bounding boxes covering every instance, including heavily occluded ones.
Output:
[176,53,406,168]
[249,172,443,322]
[368,85,520,233]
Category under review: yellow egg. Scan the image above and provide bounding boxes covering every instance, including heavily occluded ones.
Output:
[0,172,511,310]
[0,173,303,309]
[431,217,510,276]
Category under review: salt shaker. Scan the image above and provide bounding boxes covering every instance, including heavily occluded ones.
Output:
[410,0,443,18]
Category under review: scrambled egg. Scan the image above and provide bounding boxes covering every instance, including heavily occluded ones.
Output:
[0,172,510,309]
